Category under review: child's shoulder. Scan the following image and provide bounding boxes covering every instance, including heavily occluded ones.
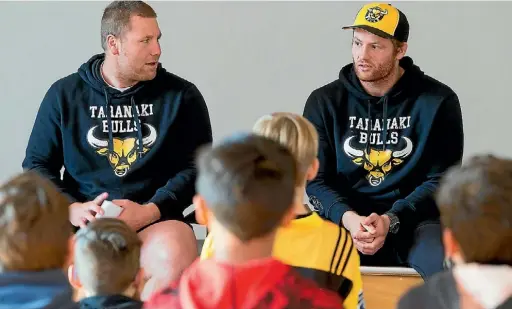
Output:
[278,267,345,308]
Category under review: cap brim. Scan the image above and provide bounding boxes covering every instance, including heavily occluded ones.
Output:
[342,25,394,41]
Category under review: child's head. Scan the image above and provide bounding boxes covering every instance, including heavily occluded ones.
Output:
[0,171,71,272]
[194,133,297,242]
[252,112,319,186]
[69,218,142,298]
[437,155,512,265]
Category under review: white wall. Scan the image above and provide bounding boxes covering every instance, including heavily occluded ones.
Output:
[1,1,510,183]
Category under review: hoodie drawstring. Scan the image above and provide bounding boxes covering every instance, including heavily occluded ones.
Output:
[382,96,388,151]
[366,101,371,153]
[366,96,389,152]
[103,89,144,160]
[103,89,114,156]
[131,97,144,159]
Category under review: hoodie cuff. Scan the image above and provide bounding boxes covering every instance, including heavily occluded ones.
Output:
[390,199,414,222]
[327,200,353,226]
[148,190,180,221]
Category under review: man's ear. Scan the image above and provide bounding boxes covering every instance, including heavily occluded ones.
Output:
[395,42,408,60]
[194,195,209,226]
[106,34,120,56]
[67,264,82,290]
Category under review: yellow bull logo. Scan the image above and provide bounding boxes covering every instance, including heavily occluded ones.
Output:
[344,136,413,186]
[87,124,157,177]
[365,6,388,23]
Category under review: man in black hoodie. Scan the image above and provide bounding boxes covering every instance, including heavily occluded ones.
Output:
[22,1,211,293]
[303,3,463,278]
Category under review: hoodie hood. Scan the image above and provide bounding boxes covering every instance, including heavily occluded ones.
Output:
[454,264,512,309]
[338,56,425,101]
[0,269,76,309]
[178,258,289,309]
[77,53,165,97]
[76,53,165,160]
[78,295,142,309]
[338,56,425,153]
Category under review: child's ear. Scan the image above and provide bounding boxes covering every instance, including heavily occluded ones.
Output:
[132,268,146,301]
[280,206,296,228]
[306,158,319,181]
[67,264,82,290]
[194,195,209,226]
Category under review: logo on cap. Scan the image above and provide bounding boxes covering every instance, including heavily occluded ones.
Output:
[365,6,388,23]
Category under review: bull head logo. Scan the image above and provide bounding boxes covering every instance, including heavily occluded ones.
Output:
[344,136,413,186]
[87,124,157,177]
[365,6,388,23]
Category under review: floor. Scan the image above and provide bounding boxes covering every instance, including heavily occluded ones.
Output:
[362,274,423,309]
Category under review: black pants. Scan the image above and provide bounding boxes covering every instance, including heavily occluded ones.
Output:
[358,220,444,280]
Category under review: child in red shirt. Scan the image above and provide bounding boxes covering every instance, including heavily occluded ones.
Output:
[144,133,344,309]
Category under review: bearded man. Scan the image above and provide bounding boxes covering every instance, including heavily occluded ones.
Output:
[302,2,464,279]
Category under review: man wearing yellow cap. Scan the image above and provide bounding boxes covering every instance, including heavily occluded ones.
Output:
[303,3,464,279]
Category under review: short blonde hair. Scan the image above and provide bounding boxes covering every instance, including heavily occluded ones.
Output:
[253,112,319,184]
[0,171,71,271]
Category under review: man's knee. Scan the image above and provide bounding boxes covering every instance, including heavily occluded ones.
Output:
[407,221,444,279]
[139,220,198,267]
[138,220,198,298]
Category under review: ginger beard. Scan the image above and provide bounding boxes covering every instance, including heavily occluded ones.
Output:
[353,52,397,83]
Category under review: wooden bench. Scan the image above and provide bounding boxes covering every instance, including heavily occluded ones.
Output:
[361,266,423,309]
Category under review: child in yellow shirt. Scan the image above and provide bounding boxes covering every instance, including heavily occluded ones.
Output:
[201,112,365,309]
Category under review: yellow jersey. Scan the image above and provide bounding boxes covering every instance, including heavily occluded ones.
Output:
[200,212,365,309]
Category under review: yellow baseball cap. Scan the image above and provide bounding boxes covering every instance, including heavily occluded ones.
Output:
[342,3,409,42]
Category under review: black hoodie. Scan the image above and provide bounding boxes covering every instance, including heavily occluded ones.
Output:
[303,57,463,226]
[22,54,213,220]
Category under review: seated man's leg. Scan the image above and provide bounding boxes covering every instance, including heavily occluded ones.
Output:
[138,220,198,300]
[405,220,444,279]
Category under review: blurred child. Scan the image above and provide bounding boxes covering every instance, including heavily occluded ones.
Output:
[68,218,144,309]
[145,133,344,309]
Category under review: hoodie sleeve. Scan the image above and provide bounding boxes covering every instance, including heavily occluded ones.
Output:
[389,93,464,222]
[148,84,213,220]
[303,92,353,225]
[22,83,76,203]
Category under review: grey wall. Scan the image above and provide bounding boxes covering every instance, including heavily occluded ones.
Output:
[0,1,509,182]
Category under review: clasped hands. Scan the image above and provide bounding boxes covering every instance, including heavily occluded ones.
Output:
[69,192,160,231]
[342,211,391,255]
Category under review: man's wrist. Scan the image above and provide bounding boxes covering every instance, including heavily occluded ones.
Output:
[342,211,358,230]
[382,214,391,230]
[384,212,400,234]
[144,202,161,223]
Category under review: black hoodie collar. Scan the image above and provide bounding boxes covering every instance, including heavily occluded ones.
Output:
[77,53,163,98]
[79,294,143,309]
[338,56,424,102]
